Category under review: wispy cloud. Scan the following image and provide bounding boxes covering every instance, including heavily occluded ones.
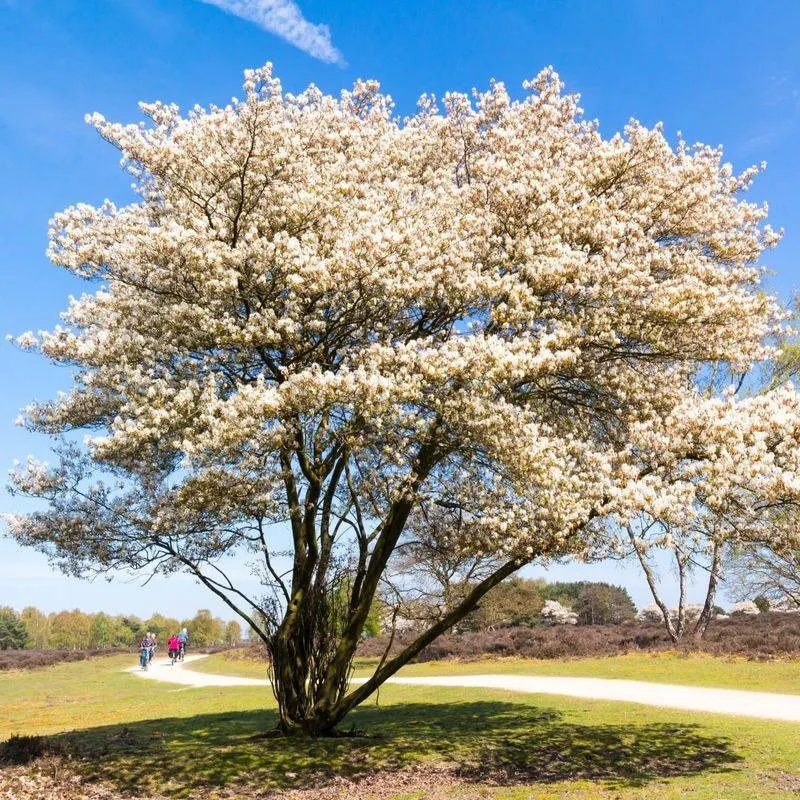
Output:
[197,0,344,65]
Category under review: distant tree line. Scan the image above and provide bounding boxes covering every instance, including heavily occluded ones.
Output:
[461,578,637,630]
[0,606,242,651]
[382,577,637,635]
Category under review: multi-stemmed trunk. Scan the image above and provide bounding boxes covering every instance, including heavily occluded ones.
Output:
[266,558,521,736]
[269,634,354,735]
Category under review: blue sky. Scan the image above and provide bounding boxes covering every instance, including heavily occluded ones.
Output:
[1,0,799,620]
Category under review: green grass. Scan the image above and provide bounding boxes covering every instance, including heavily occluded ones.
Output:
[1,654,798,799]
[189,649,800,694]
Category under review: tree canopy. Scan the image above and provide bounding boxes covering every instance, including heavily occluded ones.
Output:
[0,608,29,650]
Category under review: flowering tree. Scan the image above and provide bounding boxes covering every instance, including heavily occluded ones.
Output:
[605,377,800,641]
[636,603,705,628]
[540,599,578,625]
[636,605,664,624]
[710,304,800,616]
[7,64,800,735]
[730,600,761,616]
[772,299,800,386]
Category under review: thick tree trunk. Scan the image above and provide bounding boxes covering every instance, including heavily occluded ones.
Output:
[267,558,521,736]
[265,432,520,736]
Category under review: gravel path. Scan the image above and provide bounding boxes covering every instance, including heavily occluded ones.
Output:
[129,654,270,686]
[128,655,800,722]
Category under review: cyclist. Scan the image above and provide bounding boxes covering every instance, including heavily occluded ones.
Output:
[168,633,181,665]
[147,632,157,664]
[139,632,153,671]
[177,627,189,661]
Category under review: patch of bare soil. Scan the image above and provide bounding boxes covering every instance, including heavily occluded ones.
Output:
[269,762,467,799]
[0,757,133,800]
[774,772,800,794]
[0,758,495,800]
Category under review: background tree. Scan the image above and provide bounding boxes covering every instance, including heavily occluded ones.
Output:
[540,581,636,625]
[184,609,226,647]
[224,620,242,646]
[49,610,92,650]
[573,583,636,625]
[89,612,115,649]
[461,577,547,631]
[20,606,50,649]
[7,65,800,735]
[118,616,145,645]
[0,608,29,650]
[753,595,770,613]
[87,612,135,648]
[144,613,182,641]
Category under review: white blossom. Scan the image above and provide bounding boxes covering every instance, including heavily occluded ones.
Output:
[541,599,578,625]
[730,600,761,616]
[8,63,800,619]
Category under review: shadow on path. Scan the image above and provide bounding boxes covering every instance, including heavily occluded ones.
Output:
[28,701,739,796]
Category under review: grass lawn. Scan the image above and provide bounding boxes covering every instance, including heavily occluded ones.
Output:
[0,653,798,799]
[189,648,800,694]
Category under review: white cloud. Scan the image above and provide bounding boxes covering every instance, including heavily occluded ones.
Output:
[197,0,344,65]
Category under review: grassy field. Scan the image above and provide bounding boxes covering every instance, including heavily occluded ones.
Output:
[188,648,800,694]
[0,653,798,799]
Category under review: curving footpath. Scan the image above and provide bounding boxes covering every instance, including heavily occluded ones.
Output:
[128,655,800,723]
[130,654,269,687]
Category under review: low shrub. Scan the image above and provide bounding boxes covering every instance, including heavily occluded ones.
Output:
[0,649,128,672]
[0,734,65,765]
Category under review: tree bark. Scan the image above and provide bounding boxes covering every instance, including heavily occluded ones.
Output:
[674,544,688,640]
[267,558,521,735]
[627,525,679,642]
[693,541,721,640]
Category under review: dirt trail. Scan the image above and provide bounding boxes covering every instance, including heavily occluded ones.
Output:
[128,654,800,722]
[128,654,270,686]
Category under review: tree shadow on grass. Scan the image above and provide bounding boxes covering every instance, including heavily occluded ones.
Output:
[38,701,740,797]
